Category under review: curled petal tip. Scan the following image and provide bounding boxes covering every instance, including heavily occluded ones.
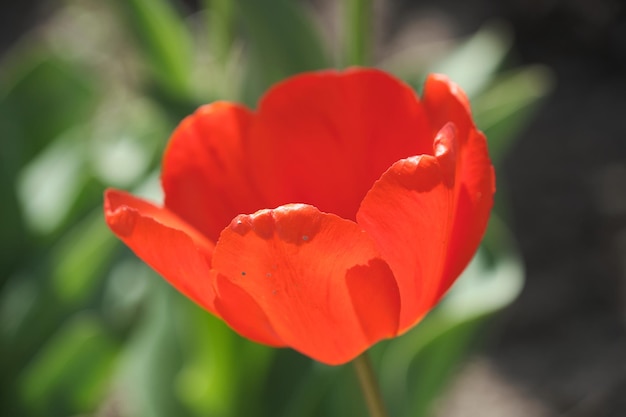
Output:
[104,189,140,237]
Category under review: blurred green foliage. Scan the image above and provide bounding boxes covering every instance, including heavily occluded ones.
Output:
[0,0,552,416]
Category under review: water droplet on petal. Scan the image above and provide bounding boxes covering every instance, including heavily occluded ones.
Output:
[302,235,309,241]
[230,215,252,235]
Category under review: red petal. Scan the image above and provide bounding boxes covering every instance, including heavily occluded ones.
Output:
[104,189,218,314]
[357,121,493,333]
[422,74,474,143]
[248,68,432,221]
[213,273,284,347]
[423,74,496,282]
[162,102,265,242]
[211,204,400,365]
[441,128,495,282]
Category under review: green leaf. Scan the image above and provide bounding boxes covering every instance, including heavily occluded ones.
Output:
[117,0,194,100]
[379,242,524,417]
[280,362,337,417]
[236,0,330,105]
[176,299,275,417]
[0,53,98,268]
[474,65,554,165]
[204,0,236,66]
[386,21,513,99]
[402,315,484,417]
[51,209,118,304]
[89,97,170,188]
[0,149,28,279]
[327,364,369,417]
[343,0,373,66]
[16,130,88,235]
[429,21,513,99]
[0,55,99,167]
[18,313,118,415]
[175,308,239,417]
[114,279,190,417]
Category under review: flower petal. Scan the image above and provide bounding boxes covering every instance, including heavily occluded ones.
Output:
[423,74,496,282]
[248,68,432,221]
[357,122,492,333]
[162,102,264,242]
[211,204,400,365]
[104,189,218,314]
[422,73,474,143]
[213,273,284,347]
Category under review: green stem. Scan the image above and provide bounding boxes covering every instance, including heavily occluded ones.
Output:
[352,352,390,417]
[344,0,372,66]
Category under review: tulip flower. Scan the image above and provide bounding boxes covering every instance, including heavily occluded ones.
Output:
[104,68,494,365]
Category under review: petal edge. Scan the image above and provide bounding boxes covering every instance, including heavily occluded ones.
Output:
[104,189,218,314]
[212,204,400,365]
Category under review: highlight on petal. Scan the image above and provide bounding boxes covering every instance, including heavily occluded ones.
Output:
[423,73,474,145]
[211,204,401,365]
[162,102,265,242]
[423,74,496,284]
[247,68,432,220]
[441,129,495,283]
[357,124,476,333]
[104,189,218,314]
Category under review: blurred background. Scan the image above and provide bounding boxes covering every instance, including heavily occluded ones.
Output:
[0,0,625,416]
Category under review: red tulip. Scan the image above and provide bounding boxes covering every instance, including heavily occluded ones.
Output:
[104,68,495,365]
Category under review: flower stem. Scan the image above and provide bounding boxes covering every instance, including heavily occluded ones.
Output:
[344,0,372,66]
[352,352,390,417]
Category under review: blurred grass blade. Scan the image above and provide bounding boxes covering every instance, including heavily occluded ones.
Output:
[0,55,98,167]
[281,362,337,417]
[16,131,86,235]
[200,0,242,101]
[90,97,169,188]
[175,309,240,417]
[474,65,554,164]
[205,0,235,67]
[344,0,372,66]
[0,153,28,279]
[118,0,194,99]
[327,364,369,416]
[0,52,97,265]
[379,240,524,417]
[51,209,118,304]
[176,302,275,417]
[236,0,330,104]
[0,210,118,414]
[18,313,118,415]
[402,315,485,417]
[115,279,189,417]
[430,21,513,99]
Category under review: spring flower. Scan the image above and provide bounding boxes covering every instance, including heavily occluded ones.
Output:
[104,68,494,365]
